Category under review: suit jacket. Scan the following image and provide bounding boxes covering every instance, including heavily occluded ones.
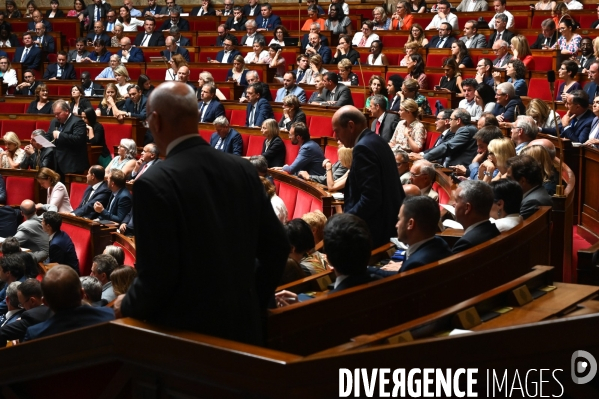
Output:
[584,81,599,101]
[300,33,329,52]
[459,34,488,48]
[254,14,282,31]
[344,130,404,248]
[278,109,306,131]
[578,54,596,72]
[159,18,190,32]
[161,46,190,62]
[82,82,105,97]
[0,305,53,345]
[176,36,191,47]
[225,16,247,31]
[209,129,243,155]
[122,96,148,120]
[329,272,378,294]
[242,4,261,16]
[372,112,400,142]
[424,125,477,168]
[493,53,513,68]
[46,9,65,18]
[282,140,325,176]
[261,135,286,167]
[15,80,40,96]
[42,62,76,80]
[82,3,112,20]
[27,19,52,32]
[24,306,114,342]
[190,6,216,16]
[487,30,515,48]
[520,186,553,220]
[530,32,558,49]
[561,109,594,143]
[399,237,453,273]
[198,100,225,123]
[246,98,274,127]
[99,187,133,223]
[44,114,89,175]
[493,98,525,123]
[0,206,19,238]
[49,230,80,274]
[120,136,289,345]
[118,47,144,63]
[240,33,265,46]
[142,6,163,16]
[216,48,241,63]
[452,220,501,254]
[426,36,456,49]
[12,46,42,70]
[133,31,165,47]
[67,50,91,62]
[19,147,56,170]
[456,0,488,11]
[307,45,332,64]
[35,34,55,53]
[73,181,112,219]
[275,85,307,103]
[86,32,111,45]
[14,214,53,262]
[320,84,354,107]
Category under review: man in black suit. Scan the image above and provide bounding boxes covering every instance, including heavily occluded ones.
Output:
[93,170,133,224]
[161,35,190,62]
[42,212,80,275]
[426,22,456,49]
[239,20,265,46]
[28,10,52,32]
[80,0,112,28]
[300,23,329,53]
[12,33,42,71]
[226,6,247,31]
[320,72,354,107]
[333,106,404,248]
[86,21,111,46]
[42,51,76,80]
[198,84,225,123]
[20,129,56,170]
[104,10,117,32]
[114,82,289,346]
[121,84,147,120]
[44,100,89,176]
[134,17,165,47]
[167,26,190,46]
[486,14,514,48]
[452,180,500,254]
[1,282,23,327]
[530,19,558,49]
[211,36,241,63]
[191,0,216,16]
[0,279,53,346]
[80,71,104,97]
[159,10,189,31]
[216,0,234,16]
[242,0,260,16]
[507,155,553,220]
[369,94,398,142]
[0,255,26,315]
[73,165,111,219]
[245,83,274,127]
[576,38,596,73]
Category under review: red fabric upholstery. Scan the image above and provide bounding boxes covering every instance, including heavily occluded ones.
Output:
[104,123,133,156]
[293,190,318,219]
[309,115,334,137]
[433,182,450,204]
[230,109,246,126]
[283,138,300,166]
[69,182,88,209]
[113,242,136,267]
[277,181,322,219]
[5,176,35,206]
[427,73,445,88]
[198,49,219,62]
[61,222,92,276]
[199,129,212,142]
[189,19,219,31]
[224,109,232,121]
[36,120,51,131]
[145,67,165,80]
[2,120,36,140]
[277,181,298,216]
[74,66,105,79]
[240,133,250,155]
[246,135,266,156]
[381,35,408,49]
[427,96,448,114]
[0,103,28,114]
[324,145,338,164]
[528,78,553,101]
[425,131,440,150]
[351,92,365,109]
[189,66,228,82]
[513,15,529,29]
[532,55,554,71]
[427,54,449,68]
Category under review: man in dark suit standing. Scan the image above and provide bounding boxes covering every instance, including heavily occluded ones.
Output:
[255,3,281,32]
[42,212,80,275]
[245,83,274,127]
[452,180,500,254]
[426,23,456,49]
[369,94,399,142]
[332,105,404,248]
[134,17,165,47]
[44,100,89,176]
[210,116,243,155]
[42,52,76,80]
[530,19,558,49]
[73,165,111,219]
[161,36,190,62]
[198,84,225,123]
[13,33,42,71]
[159,10,189,31]
[20,129,56,170]
[93,170,132,224]
[507,155,553,220]
[320,73,354,107]
[121,85,147,120]
[114,82,289,346]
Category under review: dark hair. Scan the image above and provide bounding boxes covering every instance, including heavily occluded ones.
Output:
[323,214,371,275]
[269,43,282,53]
[559,17,577,33]
[362,20,375,30]
[1,236,20,255]
[561,60,578,78]
[248,82,262,97]
[474,125,503,143]
[338,34,352,48]
[0,254,25,280]
[438,0,451,8]
[507,154,543,186]
[291,122,310,142]
[15,252,39,278]
[402,196,440,236]
[285,219,315,254]
[83,107,97,124]
[93,254,118,278]
[570,89,589,108]
[273,25,290,37]
[324,71,339,84]
[371,39,383,50]
[490,179,523,215]
[249,155,268,175]
[479,57,493,72]
[409,54,425,79]
[42,211,62,232]
[461,78,478,90]
[507,59,527,80]
[328,3,344,21]
[17,278,43,300]
[75,37,86,45]
[453,41,470,63]
[475,83,496,105]
[89,164,105,181]
[479,112,499,127]
[387,74,404,93]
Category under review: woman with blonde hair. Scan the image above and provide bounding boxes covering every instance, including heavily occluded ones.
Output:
[106,138,137,178]
[111,266,138,296]
[111,24,125,48]
[113,65,131,97]
[260,119,286,167]
[526,98,561,135]
[299,146,351,191]
[97,83,126,116]
[26,84,53,114]
[260,176,288,223]
[0,56,17,89]
[406,23,428,47]
[299,54,328,85]
[372,6,391,30]
[389,98,426,153]
[1,132,24,169]
[337,58,359,86]
[534,0,556,10]
[399,41,420,66]
[166,54,187,81]
[35,167,73,212]
[226,55,249,86]
[521,145,559,195]
[479,137,516,182]
[400,78,432,115]
[198,71,227,101]
[511,35,534,69]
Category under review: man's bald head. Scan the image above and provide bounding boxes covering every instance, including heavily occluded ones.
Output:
[41,265,83,312]
[20,199,36,218]
[120,37,132,46]
[403,184,422,197]
[528,138,556,159]
[331,105,367,148]
[165,36,174,46]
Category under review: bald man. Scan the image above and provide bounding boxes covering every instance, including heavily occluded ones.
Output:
[23,265,114,341]
[117,37,144,63]
[114,82,289,346]
[176,66,196,91]
[332,105,404,248]
[528,138,556,160]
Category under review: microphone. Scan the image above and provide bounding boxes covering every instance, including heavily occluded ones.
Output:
[546,69,565,197]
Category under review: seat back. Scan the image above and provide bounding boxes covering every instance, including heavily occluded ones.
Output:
[61,222,92,276]
[425,131,440,150]
[309,115,334,137]
[5,176,35,206]
[103,123,133,157]
[230,109,246,126]
[2,120,36,140]
[527,78,553,101]
[69,182,88,210]
[246,135,266,156]
[283,138,300,166]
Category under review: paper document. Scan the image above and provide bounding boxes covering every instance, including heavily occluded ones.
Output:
[33,134,56,148]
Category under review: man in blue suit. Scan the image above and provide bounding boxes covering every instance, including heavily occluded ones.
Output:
[86,21,111,46]
[213,36,241,63]
[332,106,404,248]
[27,11,52,32]
[13,32,42,70]
[584,61,599,100]
[159,10,189,31]
[255,3,281,32]
[210,116,243,155]
[42,212,80,275]
[275,72,307,103]
[117,37,145,63]
[245,83,274,127]
[121,85,147,120]
[42,52,76,80]
[198,84,225,123]
[561,90,595,143]
[33,22,55,53]
[93,170,133,224]
[73,165,111,219]
[142,0,163,16]
[161,36,190,62]
[23,265,114,342]
[426,23,456,49]
[305,32,332,64]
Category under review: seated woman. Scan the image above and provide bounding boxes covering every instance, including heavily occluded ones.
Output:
[260,119,286,167]
[405,53,427,90]
[27,84,53,114]
[299,147,352,192]
[84,39,112,63]
[226,55,249,86]
[5,1,22,18]
[389,99,427,153]
[399,41,419,67]
[337,59,359,86]
[352,20,379,48]
[0,24,18,48]
[553,18,581,56]
[534,0,556,10]
[367,40,389,66]
[198,71,227,101]
[260,176,288,223]
[268,43,286,78]
[115,6,143,32]
[0,57,17,90]
[475,83,497,113]
[114,65,131,97]
[244,39,269,64]
[106,138,137,178]
[527,98,562,135]
[451,41,473,68]
[299,54,328,85]
[25,1,38,18]
[69,85,92,115]
[479,137,516,183]
[372,6,391,30]
[82,108,111,167]
[284,218,328,276]
[302,6,325,31]
[111,25,125,48]
[494,59,528,97]
[521,145,559,195]
[269,25,290,47]
[324,3,352,35]
[35,167,73,213]
[557,60,581,101]
[331,34,359,64]
[490,179,523,232]
[278,95,306,132]
[47,0,65,18]
[138,74,154,97]
[400,78,432,115]
[391,1,413,31]
[406,23,428,47]
[96,83,126,117]
[511,35,535,70]
[1,132,25,169]
[111,266,137,296]
[67,0,88,29]
[307,75,326,103]
[438,58,463,95]
[165,54,188,81]
[365,75,388,108]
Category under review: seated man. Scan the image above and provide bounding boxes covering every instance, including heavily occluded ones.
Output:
[81,71,104,97]
[134,17,165,47]
[255,3,281,32]
[161,36,190,62]
[42,51,76,80]
[14,200,56,262]
[409,160,438,201]
[507,154,553,219]
[129,143,162,181]
[104,245,125,266]
[93,170,132,224]
[117,37,144,63]
[493,82,525,123]
[425,1,458,30]
[191,0,216,16]
[13,33,42,71]
[42,211,80,275]
[210,116,243,155]
[305,32,331,64]
[159,10,189,31]
[15,70,39,96]
[169,26,191,46]
[239,71,272,102]
[245,83,274,127]
[275,213,379,305]
[28,11,53,32]
[121,84,147,120]
[90,254,118,303]
[198,84,225,123]
[300,23,329,53]
[23,265,114,342]
[33,22,55,53]
[212,35,241,63]
[20,129,56,170]
[320,72,353,107]
[86,21,111,46]
[491,40,512,68]
[73,165,111,219]
[273,122,325,176]
[0,255,26,315]
[459,20,488,48]
[561,90,594,143]
[80,276,106,307]
[275,72,307,103]
[2,282,24,327]
[426,23,456,49]
[452,180,500,253]
[463,125,504,180]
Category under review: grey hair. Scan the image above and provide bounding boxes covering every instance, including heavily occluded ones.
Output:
[515,120,537,141]
[213,116,230,126]
[497,82,515,98]
[541,19,555,29]
[247,70,260,80]
[52,99,69,112]
[120,138,138,160]
[245,19,257,28]
[494,13,508,23]
[371,94,388,110]
[393,148,409,162]
[416,160,436,182]
[80,276,102,302]
[6,281,21,308]
[31,129,45,137]
[453,108,471,125]
[457,180,494,216]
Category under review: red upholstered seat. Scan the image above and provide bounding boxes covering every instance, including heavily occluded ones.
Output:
[309,115,334,137]
[277,181,298,216]
[61,223,92,276]
[528,78,553,101]
[198,49,219,62]
[0,103,28,114]
[113,242,136,267]
[2,120,36,140]
[277,181,323,219]
[426,54,449,68]
[283,138,300,166]
[427,96,448,114]
[240,133,250,155]
[36,120,51,131]
[425,131,440,150]
[103,123,133,157]
[69,182,88,210]
[230,109,246,126]
[224,109,232,121]
[270,89,277,101]
[324,145,338,164]
[189,19,219,31]
[5,176,35,206]
[273,111,283,122]
[293,190,318,219]
[433,182,449,204]
[190,66,228,82]
[74,66,105,79]
[351,92,365,109]
[246,135,266,156]
[144,67,165,80]
[532,55,553,71]
[427,73,445,88]
[199,129,212,142]
[513,15,529,29]
[381,35,408,49]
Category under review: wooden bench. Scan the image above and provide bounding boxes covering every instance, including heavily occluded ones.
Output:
[269,169,333,218]
[111,232,136,267]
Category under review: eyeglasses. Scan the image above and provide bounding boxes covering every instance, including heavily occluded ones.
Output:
[448,117,459,121]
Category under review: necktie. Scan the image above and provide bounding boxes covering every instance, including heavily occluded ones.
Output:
[285,89,290,97]
[590,119,599,141]
[96,6,100,22]
[21,47,29,62]
[375,120,381,134]
[297,69,305,82]
[81,186,94,204]
[437,38,445,48]
[262,18,267,28]
[199,102,206,121]
[569,117,577,130]
[581,56,586,67]
[107,194,115,213]
[134,101,139,114]
[135,163,149,180]
[107,22,113,31]
[249,105,255,126]
[215,137,224,150]
[38,37,43,47]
